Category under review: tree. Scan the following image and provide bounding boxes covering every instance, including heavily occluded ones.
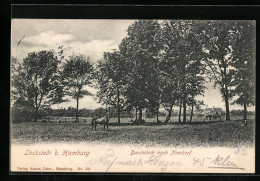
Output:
[119,20,162,122]
[11,50,60,122]
[160,20,206,123]
[96,51,126,125]
[231,21,255,122]
[203,21,240,121]
[62,55,94,122]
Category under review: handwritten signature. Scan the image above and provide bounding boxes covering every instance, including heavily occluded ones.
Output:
[89,149,182,172]
[89,150,245,172]
[193,155,244,170]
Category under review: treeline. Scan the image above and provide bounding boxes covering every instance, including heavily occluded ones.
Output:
[11,97,254,123]
[230,110,254,117]
[95,20,255,124]
[11,20,255,124]
[37,107,134,118]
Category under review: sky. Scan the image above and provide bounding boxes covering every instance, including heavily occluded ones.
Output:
[11,19,253,111]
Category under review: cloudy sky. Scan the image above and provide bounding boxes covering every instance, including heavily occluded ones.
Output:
[11,19,250,111]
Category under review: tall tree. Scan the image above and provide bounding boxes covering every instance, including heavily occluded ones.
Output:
[11,50,60,122]
[119,20,162,121]
[96,51,126,125]
[62,55,94,122]
[160,20,206,123]
[231,21,255,122]
[203,21,240,121]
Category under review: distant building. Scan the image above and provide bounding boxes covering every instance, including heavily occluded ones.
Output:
[203,107,223,115]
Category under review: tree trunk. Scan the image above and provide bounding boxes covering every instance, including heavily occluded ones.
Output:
[117,106,120,125]
[223,65,230,121]
[244,100,247,121]
[190,99,194,123]
[156,106,159,123]
[179,98,182,123]
[182,59,186,123]
[76,95,79,122]
[135,106,138,121]
[139,107,142,121]
[183,95,186,123]
[116,85,120,125]
[165,103,174,123]
[224,95,230,121]
[34,75,38,122]
[34,91,38,122]
[34,106,38,122]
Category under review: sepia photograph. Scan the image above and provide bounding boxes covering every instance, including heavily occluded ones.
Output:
[10,19,255,173]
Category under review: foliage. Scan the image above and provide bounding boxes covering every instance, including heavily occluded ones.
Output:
[61,54,94,122]
[203,21,255,121]
[11,20,255,125]
[119,20,162,120]
[11,97,34,122]
[231,21,255,107]
[160,20,206,122]
[11,50,61,121]
[95,51,126,124]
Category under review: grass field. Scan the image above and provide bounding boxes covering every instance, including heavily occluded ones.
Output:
[11,117,255,147]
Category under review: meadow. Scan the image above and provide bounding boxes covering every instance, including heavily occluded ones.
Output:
[11,116,255,147]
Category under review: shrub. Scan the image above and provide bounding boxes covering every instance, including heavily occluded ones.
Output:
[11,97,34,123]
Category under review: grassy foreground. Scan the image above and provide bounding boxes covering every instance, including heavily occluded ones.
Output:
[11,118,254,147]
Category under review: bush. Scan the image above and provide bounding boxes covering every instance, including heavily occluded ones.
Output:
[11,106,34,123]
[11,97,34,123]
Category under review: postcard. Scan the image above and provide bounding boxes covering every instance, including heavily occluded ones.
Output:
[10,19,255,173]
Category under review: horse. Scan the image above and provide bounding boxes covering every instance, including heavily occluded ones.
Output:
[91,116,110,131]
